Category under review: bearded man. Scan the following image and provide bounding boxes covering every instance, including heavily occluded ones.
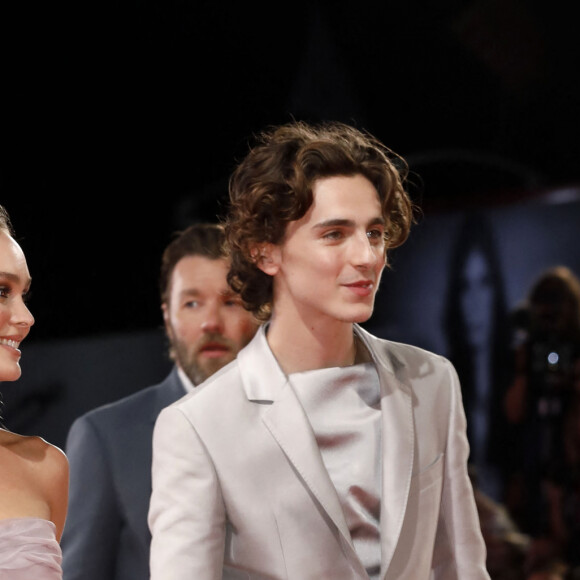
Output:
[61,223,259,580]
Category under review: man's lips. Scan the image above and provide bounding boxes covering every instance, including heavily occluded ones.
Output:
[198,343,231,358]
[343,280,374,297]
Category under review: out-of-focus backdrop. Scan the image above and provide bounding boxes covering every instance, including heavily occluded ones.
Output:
[4,2,580,574]
[4,0,580,439]
[3,0,580,434]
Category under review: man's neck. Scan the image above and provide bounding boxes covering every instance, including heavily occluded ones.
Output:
[265,315,357,375]
[176,366,196,393]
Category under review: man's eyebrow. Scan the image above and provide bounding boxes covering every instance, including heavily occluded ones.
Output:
[179,288,238,299]
[179,288,201,296]
[313,216,386,229]
[313,218,354,229]
[220,290,239,298]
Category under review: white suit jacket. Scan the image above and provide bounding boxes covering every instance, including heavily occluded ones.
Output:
[149,325,490,579]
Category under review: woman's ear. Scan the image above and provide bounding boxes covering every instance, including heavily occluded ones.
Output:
[252,242,280,276]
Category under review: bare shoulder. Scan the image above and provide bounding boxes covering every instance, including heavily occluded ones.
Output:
[0,429,69,534]
[0,429,68,483]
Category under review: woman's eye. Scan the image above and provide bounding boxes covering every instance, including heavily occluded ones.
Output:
[0,286,9,299]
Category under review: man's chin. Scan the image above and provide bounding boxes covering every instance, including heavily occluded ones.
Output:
[192,355,234,384]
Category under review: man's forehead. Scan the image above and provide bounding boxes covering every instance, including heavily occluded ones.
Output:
[170,256,233,295]
[173,255,230,275]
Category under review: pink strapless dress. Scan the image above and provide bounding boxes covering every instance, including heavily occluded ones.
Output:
[0,518,62,579]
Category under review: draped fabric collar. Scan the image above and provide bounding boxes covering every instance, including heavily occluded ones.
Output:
[236,323,415,578]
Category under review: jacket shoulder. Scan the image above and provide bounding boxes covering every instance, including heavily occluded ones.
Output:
[72,372,181,431]
[361,327,450,368]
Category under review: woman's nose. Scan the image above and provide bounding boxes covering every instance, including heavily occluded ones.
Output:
[13,299,35,328]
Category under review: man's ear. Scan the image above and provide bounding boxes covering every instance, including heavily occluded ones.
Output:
[161,302,170,327]
[252,242,280,276]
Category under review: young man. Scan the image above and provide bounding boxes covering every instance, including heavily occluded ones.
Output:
[149,122,490,579]
[61,223,258,580]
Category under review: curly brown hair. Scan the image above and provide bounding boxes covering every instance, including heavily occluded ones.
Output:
[225,120,415,320]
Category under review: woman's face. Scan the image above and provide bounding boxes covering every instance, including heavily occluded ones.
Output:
[263,174,387,328]
[460,248,494,348]
[0,230,34,381]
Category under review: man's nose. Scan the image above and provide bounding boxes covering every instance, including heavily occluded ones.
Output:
[352,232,379,268]
[200,303,224,333]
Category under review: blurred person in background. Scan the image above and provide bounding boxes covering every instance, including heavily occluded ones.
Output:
[61,223,258,580]
[505,266,580,565]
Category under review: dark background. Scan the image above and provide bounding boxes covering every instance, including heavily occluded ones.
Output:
[3,0,580,341]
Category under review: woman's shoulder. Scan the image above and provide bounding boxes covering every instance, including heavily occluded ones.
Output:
[0,430,68,538]
[1,429,67,471]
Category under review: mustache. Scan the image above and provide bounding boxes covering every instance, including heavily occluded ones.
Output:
[195,333,234,352]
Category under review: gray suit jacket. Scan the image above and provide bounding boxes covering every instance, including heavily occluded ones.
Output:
[149,326,490,579]
[62,367,185,580]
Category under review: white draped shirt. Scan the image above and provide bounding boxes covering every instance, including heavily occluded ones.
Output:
[290,361,382,579]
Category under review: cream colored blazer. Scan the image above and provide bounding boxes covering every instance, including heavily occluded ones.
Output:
[149,325,490,579]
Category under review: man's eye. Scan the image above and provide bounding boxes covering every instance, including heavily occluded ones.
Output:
[184,300,200,308]
[367,229,384,242]
[323,230,343,240]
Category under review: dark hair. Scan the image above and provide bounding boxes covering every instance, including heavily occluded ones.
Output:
[225,120,415,320]
[0,205,14,236]
[159,223,227,305]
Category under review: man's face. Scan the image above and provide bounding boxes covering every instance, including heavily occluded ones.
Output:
[163,256,258,385]
[262,174,387,327]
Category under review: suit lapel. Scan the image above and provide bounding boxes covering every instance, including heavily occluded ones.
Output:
[354,327,415,578]
[238,327,364,569]
[378,369,414,576]
[262,382,353,544]
[239,325,415,578]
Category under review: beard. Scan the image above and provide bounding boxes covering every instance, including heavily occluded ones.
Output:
[170,332,238,386]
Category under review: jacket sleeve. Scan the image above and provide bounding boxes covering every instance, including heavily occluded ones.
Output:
[432,360,491,579]
[61,416,121,580]
[148,405,226,580]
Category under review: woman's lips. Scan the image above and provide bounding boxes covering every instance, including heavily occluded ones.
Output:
[0,337,22,358]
